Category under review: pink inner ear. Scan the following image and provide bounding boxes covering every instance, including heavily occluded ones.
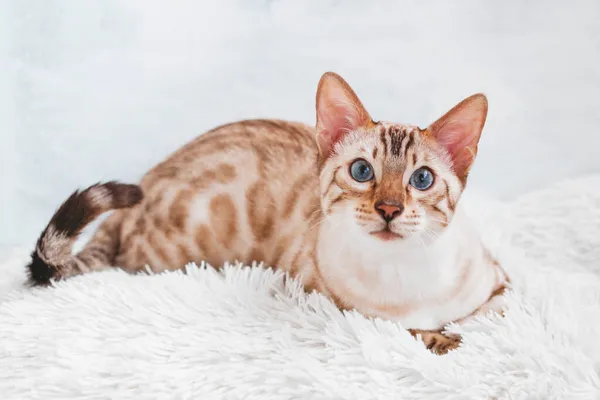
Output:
[435,120,478,169]
[315,73,372,156]
[429,94,487,181]
[317,103,360,149]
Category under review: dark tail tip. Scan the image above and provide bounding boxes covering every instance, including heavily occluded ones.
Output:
[26,251,57,287]
[26,181,143,287]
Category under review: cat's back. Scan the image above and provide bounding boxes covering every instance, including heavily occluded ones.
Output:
[143,119,318,187]
[118,119,322,273]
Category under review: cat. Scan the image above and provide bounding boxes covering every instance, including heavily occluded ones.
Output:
[27,72,509,355]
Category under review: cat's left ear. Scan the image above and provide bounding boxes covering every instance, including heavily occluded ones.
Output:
[315,72,373,158]
[427,93,488,183]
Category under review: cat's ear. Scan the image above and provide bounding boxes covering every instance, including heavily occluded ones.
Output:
[315,72,373,157]
[427,93,488,183]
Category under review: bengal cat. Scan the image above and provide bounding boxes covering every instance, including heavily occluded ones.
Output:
[27,72,509,354]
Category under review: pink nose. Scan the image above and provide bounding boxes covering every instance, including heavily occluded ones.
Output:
[375,201,403,222]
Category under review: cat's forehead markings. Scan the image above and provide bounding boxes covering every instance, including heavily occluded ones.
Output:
[337,124,419,160]
[378,123,420,159]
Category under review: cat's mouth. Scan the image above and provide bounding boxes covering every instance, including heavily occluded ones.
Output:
[370,227,403,241]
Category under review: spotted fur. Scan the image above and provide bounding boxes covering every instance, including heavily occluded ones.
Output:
[26,72,509,355]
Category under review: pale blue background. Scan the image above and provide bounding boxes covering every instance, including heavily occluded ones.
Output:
[2,0,600,245]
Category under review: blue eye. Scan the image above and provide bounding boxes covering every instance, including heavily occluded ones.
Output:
[409,167,434,190]
[349,159,374,182]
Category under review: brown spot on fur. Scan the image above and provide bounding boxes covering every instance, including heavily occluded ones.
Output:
[283,173,314,218]
[189,163,237,190]
[246,182,275,242]
[194,224,222,267]
[169,189,194,231]
[271,234,295,268]
[209,193,238,248]
[133,245,146,266]
[189,169,213,188]
[412,153,417,166]
[119,211,145,252]
[147,231,171,267]
[288,247,304,277]
[153,213,167,229]
[251,145,270,176]
[135,214,147,232]
[372,147,378,159]
[389,127,404,156]
[217,163,237,182]
[404,131,414,158]
[380,129,388,156]
[248,247,265,264]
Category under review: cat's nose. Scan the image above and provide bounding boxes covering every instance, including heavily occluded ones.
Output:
[375,201,404,222]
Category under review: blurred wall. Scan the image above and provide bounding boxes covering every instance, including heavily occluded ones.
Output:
[3,0,600,245]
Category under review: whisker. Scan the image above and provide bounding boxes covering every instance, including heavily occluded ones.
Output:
[417,234,427,252]
[308,218,325,231]
[423,228,441,242]
[427,217,449,225]
[307,208,322,219]
[356,218,380,223]
[399,221,419,226]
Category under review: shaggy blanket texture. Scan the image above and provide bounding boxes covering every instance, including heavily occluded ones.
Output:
[1,177,600,399]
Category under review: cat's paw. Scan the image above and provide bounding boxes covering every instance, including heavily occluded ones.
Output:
[409,329,461,355]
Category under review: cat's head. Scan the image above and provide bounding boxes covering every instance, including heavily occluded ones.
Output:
[315,72,487,245]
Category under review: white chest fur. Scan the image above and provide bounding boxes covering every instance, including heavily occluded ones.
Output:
[317,206,498,330]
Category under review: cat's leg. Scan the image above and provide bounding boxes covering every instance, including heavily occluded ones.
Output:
[409,285,508,355]
[408,329,461,355]
[455,285,508,325]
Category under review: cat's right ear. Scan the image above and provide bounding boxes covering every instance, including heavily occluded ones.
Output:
[315,72,373,157]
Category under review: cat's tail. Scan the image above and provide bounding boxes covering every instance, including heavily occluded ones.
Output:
[26,181,143,286]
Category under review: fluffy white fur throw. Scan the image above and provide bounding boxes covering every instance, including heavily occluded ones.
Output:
[1,177,600,399]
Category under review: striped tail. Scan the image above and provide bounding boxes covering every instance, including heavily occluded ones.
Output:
[26,181,143,286]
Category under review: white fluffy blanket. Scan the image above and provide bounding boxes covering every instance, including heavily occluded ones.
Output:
[1,177,600,399]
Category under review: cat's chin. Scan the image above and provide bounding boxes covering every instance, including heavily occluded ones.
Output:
[369,229,404,241]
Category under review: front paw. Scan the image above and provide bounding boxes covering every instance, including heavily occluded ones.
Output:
[409,329,461,355]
